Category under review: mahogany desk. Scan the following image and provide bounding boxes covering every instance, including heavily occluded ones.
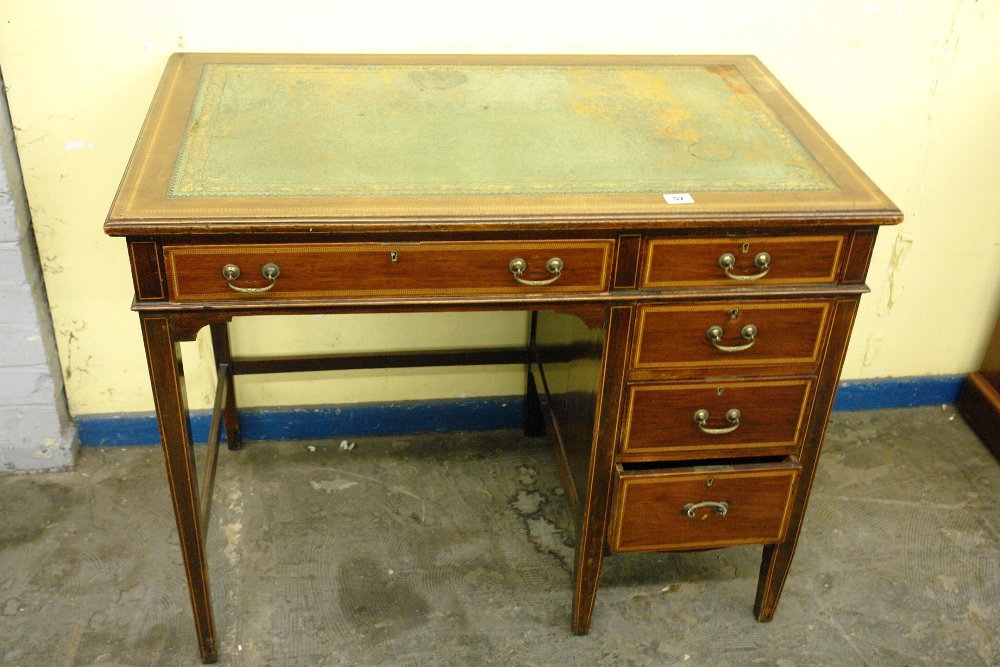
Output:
[105,54,901,663]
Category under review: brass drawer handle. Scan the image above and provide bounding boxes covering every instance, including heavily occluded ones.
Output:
[683,501,729,518]
[222,263,281,293]
[706,324,758,352]
[693,408,741,434]
[718,252,770,281]
[509,257,564,286]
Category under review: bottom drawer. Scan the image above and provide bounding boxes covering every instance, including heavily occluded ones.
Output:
[609,460,801,553]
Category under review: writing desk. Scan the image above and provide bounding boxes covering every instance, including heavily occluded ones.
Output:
[105,54,901,663]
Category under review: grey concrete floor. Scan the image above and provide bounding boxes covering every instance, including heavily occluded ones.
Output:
[1,406,998,667]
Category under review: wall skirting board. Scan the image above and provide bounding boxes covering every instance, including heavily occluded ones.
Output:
[76,397,523,447]
[830,375,964,411]
[76,375,966,447]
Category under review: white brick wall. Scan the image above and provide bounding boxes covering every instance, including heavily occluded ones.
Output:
[0,69,76,473]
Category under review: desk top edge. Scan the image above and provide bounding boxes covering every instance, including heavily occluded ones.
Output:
[105,53,901,236]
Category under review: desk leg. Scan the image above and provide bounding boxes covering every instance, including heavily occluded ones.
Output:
[141,315,218,663]
[524,371,546,437]
[754,297,859,621]
[571,305,632,634]
[210,322,242,450]
[524,311,545,437]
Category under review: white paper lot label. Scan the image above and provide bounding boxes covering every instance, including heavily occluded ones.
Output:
[663,193,695,204]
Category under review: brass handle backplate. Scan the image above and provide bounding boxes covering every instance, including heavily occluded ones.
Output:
[718,251,771,281]
[683,501,729,518]
[222,263,281,294]
[693,408,741,435]
[706,323,758,352]
[509,257,564,286]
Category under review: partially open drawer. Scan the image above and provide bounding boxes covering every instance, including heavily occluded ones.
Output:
[608,459,801,553]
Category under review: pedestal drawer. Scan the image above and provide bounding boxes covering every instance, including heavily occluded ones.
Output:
[632,301,831,375]
[609,460,802,553]
[641,234,846,288]
[620,378,814,460]
[163,240,613,301]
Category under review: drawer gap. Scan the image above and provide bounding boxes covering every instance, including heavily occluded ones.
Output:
[619,455,789,473]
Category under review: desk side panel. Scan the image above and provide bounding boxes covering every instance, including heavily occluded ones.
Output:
[534,309,606,521]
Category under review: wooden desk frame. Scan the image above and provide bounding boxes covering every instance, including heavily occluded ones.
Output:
[109,54,901,663]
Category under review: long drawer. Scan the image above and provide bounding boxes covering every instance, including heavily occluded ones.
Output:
[163,240,614,301]
[641,234,846,288]
[609,460,802,553]
[620,378,814,460]
[631,301,832,376]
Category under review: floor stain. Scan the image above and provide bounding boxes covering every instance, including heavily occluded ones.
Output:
[310,479,358,493]
[509,482,574,569]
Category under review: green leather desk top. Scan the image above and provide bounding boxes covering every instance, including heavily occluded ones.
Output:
[169,63,833,198]
[106,54,899,234]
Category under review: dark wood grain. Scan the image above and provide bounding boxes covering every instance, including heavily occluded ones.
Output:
[621,378,814,460]
[163,241,613,302]
[128,239,165,301]
[523,364,546,437]
[957,310,1000,462]
[199,363,227,542]
[232,347,531,375]
[532,359,579,521]
[979,309,1000,387]
[612,234,642,289]
[957,372,1000,463]
[209,323,241,451]
[532,311,607,527]
[841,228,878,284]
[609,460,801,552]
[632,300,831,372]
[571,306,632,635]
[641,234,847,288]
[140,315,217,663]
[139,281,870,315]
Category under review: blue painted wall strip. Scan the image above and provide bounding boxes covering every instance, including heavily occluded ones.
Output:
[831,375,964,411]
[76,375,967,447]
[76,396,524,447]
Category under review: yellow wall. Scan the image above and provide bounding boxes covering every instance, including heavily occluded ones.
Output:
[1,1,998,415]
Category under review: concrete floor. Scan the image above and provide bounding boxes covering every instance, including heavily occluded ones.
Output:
[1,406,998,667]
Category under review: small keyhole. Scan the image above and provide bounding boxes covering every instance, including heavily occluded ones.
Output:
[717,387,724,396]
[707,477,714,487]
[728,308,739,320]
[742,243,750,253]
[390,251,399,263]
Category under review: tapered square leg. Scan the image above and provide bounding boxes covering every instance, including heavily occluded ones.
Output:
[755,543,790,621]
[571,306,632,634]
[142,315,218,663]
[210,322,242,451]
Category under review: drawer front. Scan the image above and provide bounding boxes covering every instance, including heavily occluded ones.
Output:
[641,235,846,288]
[163,240,614,301]
[621,379,814,460]
[632,301,831,372]
[609,461,801,552]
